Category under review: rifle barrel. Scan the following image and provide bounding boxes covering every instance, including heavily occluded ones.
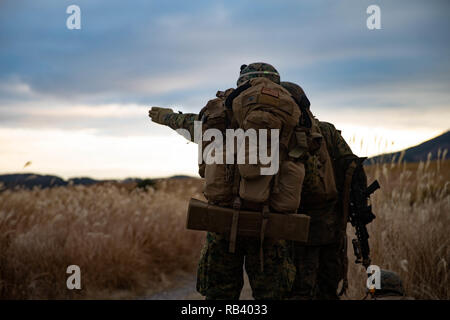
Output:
[365,180,380,197]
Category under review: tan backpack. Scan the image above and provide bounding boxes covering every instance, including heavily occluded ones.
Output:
[232,78,304,213]
[201,78,305,214]
[200,81,338,211]
[198,89,235,206]
[294,108,338,207]
[194,80,338,261]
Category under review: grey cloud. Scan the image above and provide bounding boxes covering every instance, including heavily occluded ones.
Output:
[0,0,449,134]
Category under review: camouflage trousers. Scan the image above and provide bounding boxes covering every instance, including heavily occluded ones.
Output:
[196,232,296,300]
[290,241,345,300]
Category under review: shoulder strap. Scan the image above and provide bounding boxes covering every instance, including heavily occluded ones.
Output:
[225,82,251,109]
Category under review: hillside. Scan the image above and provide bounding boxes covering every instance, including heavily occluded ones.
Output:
[0,174,68,189]
[0,173,193,190]
[368,130,449,164]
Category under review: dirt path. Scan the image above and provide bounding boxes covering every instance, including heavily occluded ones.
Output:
[145,273,253,300]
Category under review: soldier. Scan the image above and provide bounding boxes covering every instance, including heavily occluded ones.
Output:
[149,78,357,300]
[280,82,358,300]
[150,63,296,300]
[366,270,414,300]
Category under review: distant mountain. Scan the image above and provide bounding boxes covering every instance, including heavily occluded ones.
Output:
[68,177,103,186]
[0,174,68,189]
[368,130,450,164]
[0,173,197,190]
[120,177,143,184]
[0,174,112,190]
[168,175,193,180]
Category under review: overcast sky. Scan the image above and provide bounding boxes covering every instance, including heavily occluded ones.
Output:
[1,0,449,179]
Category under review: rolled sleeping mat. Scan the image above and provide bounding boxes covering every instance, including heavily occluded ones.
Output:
[186,198,310,242]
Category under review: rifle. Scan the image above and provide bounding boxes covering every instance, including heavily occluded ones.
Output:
[348,159,380,269]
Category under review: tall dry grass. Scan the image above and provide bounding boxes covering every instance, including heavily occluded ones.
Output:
[345,156,449,300]
[0,179,205,299]
[0,158,448,299]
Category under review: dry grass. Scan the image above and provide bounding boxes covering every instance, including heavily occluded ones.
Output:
[345,158,450,300]
[0,179,205,299]
[0,158,448,299]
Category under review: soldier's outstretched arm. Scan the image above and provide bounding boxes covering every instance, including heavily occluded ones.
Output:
[148,107,199,142]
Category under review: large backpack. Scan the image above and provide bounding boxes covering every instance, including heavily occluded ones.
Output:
[201,78,305,214]
[198,89,235,206]
[195,79,339,260]
[298,108,338,207]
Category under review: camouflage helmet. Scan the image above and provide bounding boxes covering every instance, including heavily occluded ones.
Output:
[237,62,280,86]
[281,81,305,98]
[281,81,311,110]
[374,269,405,296]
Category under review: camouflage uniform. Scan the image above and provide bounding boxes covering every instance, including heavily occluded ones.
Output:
[197,232,295,300]
[152,63,296,300]
[293,120,355,300]
[156,81,357,300]
[163,112,198,136]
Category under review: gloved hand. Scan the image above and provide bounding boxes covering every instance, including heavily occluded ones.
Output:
[148,106,174,125]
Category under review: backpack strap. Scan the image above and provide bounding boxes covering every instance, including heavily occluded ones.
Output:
[224,82,251,109]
